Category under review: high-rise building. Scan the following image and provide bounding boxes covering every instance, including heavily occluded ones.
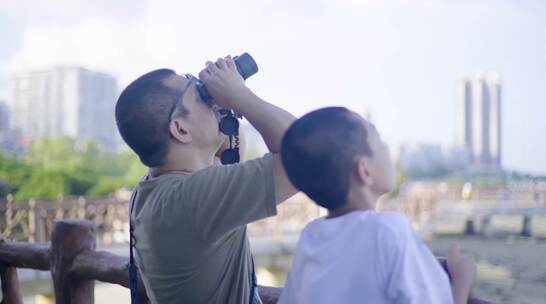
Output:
[11,67,119,150]
[398,143,450,177]
[0,101,9,136]
[456,72,501,168]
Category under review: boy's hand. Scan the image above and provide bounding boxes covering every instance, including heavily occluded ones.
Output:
[447,243,476,304]
[198,56,251,109]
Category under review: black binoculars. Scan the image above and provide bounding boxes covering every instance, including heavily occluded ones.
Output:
[197,53,258,165]
[196,52,258,102]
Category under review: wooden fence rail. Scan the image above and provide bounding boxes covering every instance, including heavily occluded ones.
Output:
[0,219,149,304]
[0,219,283,304]
[0,219,492,304]
[0,222,491,304]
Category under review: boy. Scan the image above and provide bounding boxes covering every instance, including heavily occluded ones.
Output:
[278,107,476,304]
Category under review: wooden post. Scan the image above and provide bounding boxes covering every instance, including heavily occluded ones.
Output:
[0,229,23,304]
[521,215,532,237]
[5,194,14,240]
[464,218,475,235]
[56,195,65,220]
[0,266,23,304]
[38,208,47,243]
[481,216,491,235]
[50,220,96,304]
[28,199,36,243]
[77,197,86,220]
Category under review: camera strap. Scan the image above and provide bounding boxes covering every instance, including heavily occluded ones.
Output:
[128,175,149,304]
[249,257,257,304]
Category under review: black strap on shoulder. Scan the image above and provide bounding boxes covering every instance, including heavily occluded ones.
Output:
[129,175,149,304]
[129,189,139,304]
[249,257,257,304]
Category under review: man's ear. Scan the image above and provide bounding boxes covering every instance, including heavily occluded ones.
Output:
[169,119,192,144]
[355,157,374,186]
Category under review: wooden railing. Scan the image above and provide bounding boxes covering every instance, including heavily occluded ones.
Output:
[0,193,324,244]
[0,220,149,303]
[0,219,282,304]
[4,186,543,244]
[0,194,130,244]
[0,195,494,303]
[0,219,492,304]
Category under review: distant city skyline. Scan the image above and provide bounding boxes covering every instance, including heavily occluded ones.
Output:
[0,0,545,174]
[10,66,119,150]
[0,101,9,137]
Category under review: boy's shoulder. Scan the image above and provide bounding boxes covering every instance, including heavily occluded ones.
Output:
[370,211,414,238]
[297,211,416,256]
[301,210,412,236]
[372,211,412,227]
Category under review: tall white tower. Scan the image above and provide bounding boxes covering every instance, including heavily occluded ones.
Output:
[456,72,502,168]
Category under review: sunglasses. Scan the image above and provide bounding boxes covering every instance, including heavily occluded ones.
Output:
[171,74,241,165]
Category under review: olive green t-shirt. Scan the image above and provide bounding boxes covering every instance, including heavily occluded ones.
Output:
[131,154,277,304]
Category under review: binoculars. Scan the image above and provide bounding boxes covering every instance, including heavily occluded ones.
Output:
[196,52,259,102]
[197,53,258,165]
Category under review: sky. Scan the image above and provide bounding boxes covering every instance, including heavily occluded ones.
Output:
[0,0,545,174]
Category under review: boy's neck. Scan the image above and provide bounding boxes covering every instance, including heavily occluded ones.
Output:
[327,189,379,219]
[327,206,373,219]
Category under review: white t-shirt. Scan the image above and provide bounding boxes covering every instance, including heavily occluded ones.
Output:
[278,210,453,304]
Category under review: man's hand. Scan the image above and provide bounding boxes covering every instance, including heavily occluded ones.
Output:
[198,57,251,109]
[201,54,298,203]
[447,243,477,304]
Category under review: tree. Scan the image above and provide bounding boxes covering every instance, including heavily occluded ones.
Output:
[1,137,147,199]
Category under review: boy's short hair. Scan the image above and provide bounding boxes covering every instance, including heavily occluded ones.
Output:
[115,69,189,167]
[281,107,372,210]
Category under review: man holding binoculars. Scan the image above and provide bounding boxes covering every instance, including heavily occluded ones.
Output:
[115,55,297,303]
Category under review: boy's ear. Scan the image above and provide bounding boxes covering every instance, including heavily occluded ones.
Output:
[169,119,192,144]
[355,157,374,186]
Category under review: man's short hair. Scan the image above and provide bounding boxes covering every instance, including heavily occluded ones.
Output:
[115,69,189,167]
[281,107,373,210]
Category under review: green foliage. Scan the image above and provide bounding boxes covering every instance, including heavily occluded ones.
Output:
[16,169,71,200]
[405,163,452,180]
[0,137,147,199]
[87,176,126,197]
[0,152,32,197]
[472,173,507,188]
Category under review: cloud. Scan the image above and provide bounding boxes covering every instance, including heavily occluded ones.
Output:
[0,0,143,26]
[1,0,546,173]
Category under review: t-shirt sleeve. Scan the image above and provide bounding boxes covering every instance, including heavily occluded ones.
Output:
[181,153,277,241]
[377,213,453,304]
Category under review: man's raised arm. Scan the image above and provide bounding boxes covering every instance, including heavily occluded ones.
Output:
[199,57,297,203]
